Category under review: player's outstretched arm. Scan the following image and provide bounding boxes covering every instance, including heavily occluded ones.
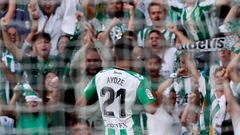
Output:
[75,96,88,106]
[138,78,159,114]
[75,77,98,106]
[75,94,98,106]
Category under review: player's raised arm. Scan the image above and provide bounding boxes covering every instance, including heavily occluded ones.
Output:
[136,77,158,114]
[75,77,98,106]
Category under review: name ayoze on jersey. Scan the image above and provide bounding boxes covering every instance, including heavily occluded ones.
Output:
[107,76,125,86]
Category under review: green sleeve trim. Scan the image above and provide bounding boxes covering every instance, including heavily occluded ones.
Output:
[171,6,183,14]
[108,128,116,135]
[137,78,156,106]
[200,5,213,12]
[120,129,127,135]
[83,77,97,101]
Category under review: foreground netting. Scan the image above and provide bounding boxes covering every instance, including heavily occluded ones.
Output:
[0,0,240,135]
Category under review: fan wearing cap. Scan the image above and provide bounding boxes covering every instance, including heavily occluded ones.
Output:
[9,83,48,135]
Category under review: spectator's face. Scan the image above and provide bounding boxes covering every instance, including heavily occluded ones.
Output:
[107,0,118,14]
[44,72,60,104]
[34,38,51,58]
[185,0,197,6]
[39,0,55,16]
[149,5,166,22]
[214,71,224,85]
[85,50,102,76]
[147,32,162,53]
[217,50,231,63]
[115,1,123,11]
[58,36,70,54]
[107,0,124,18]
[146,58,161,78]
[215,85,224,97]
[26,101,40,113]
[70,123,92,135]
[186,111,197,124]
[44,72,59,89]
[7,27,17,43]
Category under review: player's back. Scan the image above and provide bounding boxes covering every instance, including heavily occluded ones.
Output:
[94,67,148,135]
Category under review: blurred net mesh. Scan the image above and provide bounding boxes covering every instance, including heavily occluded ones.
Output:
[0,0,240,134]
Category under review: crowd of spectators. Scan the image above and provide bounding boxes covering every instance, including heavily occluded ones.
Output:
[0,0,239,134]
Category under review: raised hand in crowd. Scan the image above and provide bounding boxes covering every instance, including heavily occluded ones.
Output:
[97,17,120,43]
[75,11,84,22]
[123,2,134,15]
[1,19,23,62]
[220,69,240,113]
[179,53,200,82]
[226,54,240,84]
[224,5,240,24]
[123,2,135,31]
[83,23,95,48]
[0,0,16,25]
[0,0,16,33]
[167,24,192,46]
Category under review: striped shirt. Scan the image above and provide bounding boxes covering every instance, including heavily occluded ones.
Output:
[0,51,18,104]
[168,0,216,41]
[210,95,226,134]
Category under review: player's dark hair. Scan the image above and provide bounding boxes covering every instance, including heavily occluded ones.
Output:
[114,37,134,61]
[122,31,137,41]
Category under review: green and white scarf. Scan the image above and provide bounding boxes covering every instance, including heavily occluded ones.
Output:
[177,35,240,54]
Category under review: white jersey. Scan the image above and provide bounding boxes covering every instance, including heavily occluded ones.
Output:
[82,67,156,135]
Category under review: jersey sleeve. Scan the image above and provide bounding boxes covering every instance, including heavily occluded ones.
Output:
[168,0,184,14]
[199,0,215,11]
[137,78,156,106]
[82,76,98,101]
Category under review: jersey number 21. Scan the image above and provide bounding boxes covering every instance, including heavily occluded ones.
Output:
[101,87,126,118]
